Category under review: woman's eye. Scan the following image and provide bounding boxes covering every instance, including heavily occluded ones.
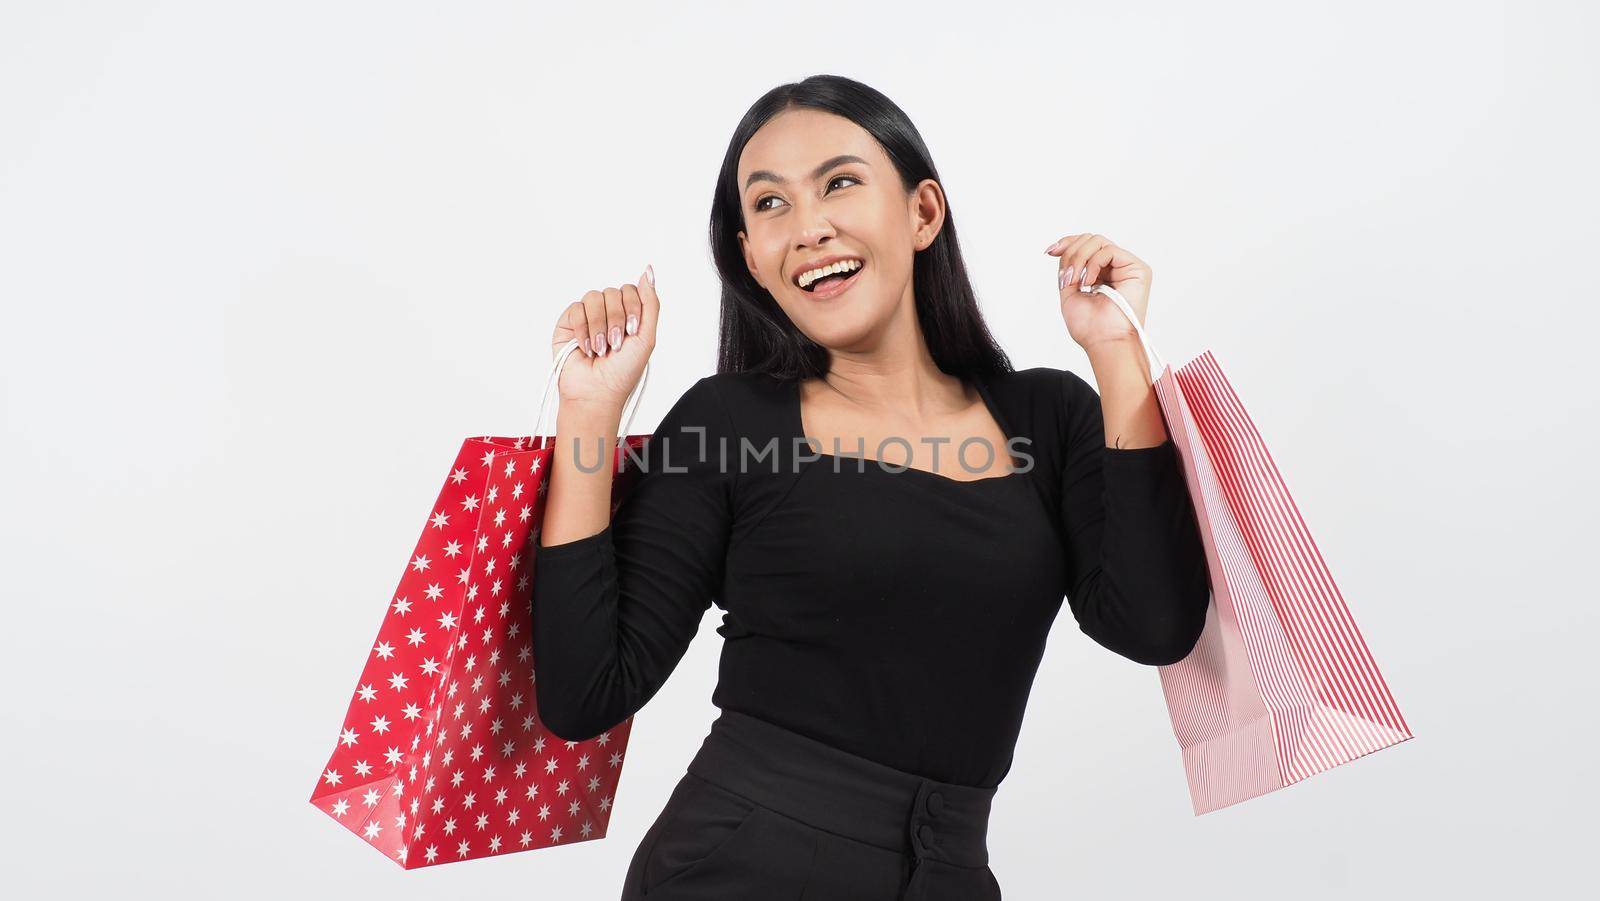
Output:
[755,174,860,212]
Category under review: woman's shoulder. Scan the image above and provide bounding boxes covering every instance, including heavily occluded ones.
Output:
[978,365,1091,421]
[657,370,793,445]
[701,368,791,400]
[976,366,1099,472]
[980,365,1075,395]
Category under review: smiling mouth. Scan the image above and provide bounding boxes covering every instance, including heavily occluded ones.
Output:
[798,262,865,296]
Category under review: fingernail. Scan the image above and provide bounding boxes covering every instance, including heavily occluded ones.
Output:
[1045,241,1058,253]
[593,333,606,356]
[1058,269,1068,290]
[1063,266,1074,286]
[626,314,638,335]
[645,264,655,288]
[609,326,622,350]
[1080,268,1091,287]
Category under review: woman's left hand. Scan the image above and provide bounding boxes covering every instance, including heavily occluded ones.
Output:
[1045,233,1151,350]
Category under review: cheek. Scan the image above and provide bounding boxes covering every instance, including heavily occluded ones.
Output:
[752,234,790,287]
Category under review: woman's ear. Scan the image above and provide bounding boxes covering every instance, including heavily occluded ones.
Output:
[738,231,764,288]
[911,179,945,250]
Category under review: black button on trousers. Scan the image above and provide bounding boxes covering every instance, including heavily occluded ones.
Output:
[619,709,1002,900]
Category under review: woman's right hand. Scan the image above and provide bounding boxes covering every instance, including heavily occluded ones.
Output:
[550,265,659,412]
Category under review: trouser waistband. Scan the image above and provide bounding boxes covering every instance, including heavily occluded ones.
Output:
[685,708,995,870]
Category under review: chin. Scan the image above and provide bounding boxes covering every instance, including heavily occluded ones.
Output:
[795,303,887,349]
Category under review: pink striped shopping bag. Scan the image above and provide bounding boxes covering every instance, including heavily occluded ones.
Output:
[1089,285,1413,815]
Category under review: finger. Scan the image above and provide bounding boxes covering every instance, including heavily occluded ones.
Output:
[603,286,626,354]
[573,293,596,357]
[555,300,586,359]
[1067,233,1107,279]
[1044,233,1083,255]
[560,298,595,358]
[635,264,661,347]
[580,289,607,357]
[620,281,643,340]
[1077,243,1120,291]
[1058,233,1106,291]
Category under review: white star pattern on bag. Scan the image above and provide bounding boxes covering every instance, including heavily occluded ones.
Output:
[310,434,650,868]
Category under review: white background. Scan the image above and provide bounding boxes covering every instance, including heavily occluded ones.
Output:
[4,0,1595,897]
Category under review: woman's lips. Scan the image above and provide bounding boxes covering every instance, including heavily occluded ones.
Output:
[805,264,864,299]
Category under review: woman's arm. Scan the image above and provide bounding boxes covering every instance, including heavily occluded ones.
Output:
[531,376,737,740]
[1058,363,1210,666]
[1085,336,1166,449]
[538,395,627,548]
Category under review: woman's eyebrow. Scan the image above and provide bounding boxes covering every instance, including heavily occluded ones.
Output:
[744,154,869,191]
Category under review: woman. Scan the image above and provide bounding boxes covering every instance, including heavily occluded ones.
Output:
[531,74,1209,900]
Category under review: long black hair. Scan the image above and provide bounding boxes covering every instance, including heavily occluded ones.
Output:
[708,74,1013,382]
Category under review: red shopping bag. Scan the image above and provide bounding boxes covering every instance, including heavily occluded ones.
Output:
[310,339,653,867]
[1089,285,1413,815]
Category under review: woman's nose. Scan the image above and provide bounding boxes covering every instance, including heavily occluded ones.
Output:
[796,222,836,246]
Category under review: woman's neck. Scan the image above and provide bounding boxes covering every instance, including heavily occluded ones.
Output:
[811,354,968,420]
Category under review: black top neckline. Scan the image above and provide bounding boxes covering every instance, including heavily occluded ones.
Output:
[786,371,1026,487]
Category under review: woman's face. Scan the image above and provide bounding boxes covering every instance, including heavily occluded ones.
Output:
[737,108,943,353]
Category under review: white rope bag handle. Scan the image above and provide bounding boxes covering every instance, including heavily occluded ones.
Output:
[532,338,652,442]
[1087,283,1169,383]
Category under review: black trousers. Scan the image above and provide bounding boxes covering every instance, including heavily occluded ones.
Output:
[619,709,1003,900]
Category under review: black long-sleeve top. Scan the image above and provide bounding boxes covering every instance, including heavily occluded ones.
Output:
[530,366,1210,788]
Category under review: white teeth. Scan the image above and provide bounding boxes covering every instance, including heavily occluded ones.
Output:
[797,259,862,289]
